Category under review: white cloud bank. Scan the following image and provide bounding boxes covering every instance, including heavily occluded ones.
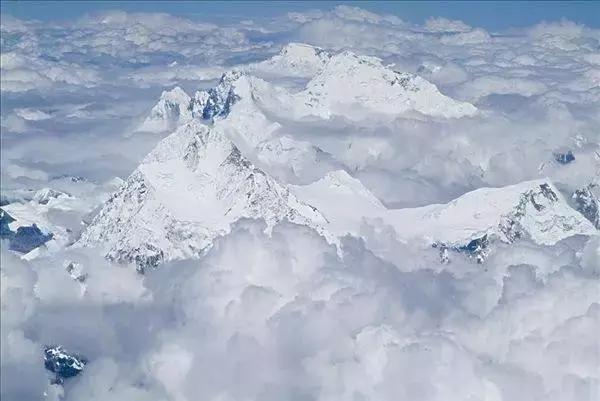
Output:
[1,5,599,401]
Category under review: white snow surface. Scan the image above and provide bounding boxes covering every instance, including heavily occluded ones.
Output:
[77,120,333,268]
[295,51,478,119]
[80,125,596,266]
[79,45,596,267]
[291,172,597,246]
[137,44,478,139]
[249,42,331,78]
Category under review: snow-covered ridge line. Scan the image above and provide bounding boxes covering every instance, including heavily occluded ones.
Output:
[77,121,335,270]
[79,116,596,269]
[136,43,477,134]
[248,42,331,78]
[292,174,597,251]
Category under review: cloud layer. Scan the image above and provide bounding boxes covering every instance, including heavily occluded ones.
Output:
[1,5,599,401]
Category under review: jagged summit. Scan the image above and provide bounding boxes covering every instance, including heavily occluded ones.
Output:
[291,175,597,261]
[138,45,478,139]
[386,179,597,247]
[297,50,478,119]
[573,183,599,229]
[250,43,331,78]
[189,69,251,121]
[77,120,332,270]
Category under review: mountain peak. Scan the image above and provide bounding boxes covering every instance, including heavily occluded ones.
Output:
[300,50,478,119]
[250,42,330,78]
[138,86,192,133]
[77,121,332,270]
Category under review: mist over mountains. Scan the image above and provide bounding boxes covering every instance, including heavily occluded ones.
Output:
[1,6,599,401]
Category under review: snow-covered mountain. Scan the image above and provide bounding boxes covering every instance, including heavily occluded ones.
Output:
[295,51,478,120]
[137,44,478,138]
[77,121,332,271]
[138,86,192,133]
[291,172,597,257]
[249,43,331,78]
[572,183,599,229]
[1,183,121,259]
[79,44,596,269]
[80,135,596,269]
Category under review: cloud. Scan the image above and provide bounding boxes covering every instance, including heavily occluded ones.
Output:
[2,219,598,401]
[457,76,548,101]
[424,17,472,33]
[440,28,491,45]
[1,6,599,401]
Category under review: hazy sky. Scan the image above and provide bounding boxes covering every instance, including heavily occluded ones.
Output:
[3,0,600,30]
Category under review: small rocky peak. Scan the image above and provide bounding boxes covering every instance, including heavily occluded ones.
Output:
[44,345,87,384]
[573,184,600,229]
[553,150,575,165]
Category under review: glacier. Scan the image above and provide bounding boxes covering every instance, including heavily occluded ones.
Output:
[73,45,596,270]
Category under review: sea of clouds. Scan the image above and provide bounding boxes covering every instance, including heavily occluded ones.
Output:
[1,5,599,401]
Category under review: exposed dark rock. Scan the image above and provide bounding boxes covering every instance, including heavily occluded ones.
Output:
[539,183,558,202]
[573,184,600,229]
[108,243,165,274]
[553,150,575,165]
[65,261,88,283]
[189,71,242,121]
[433,234,490,264]
[456,234,490,263]
[0,208,16,238]
[499,183,559,242]
[44,346,86,384]
[9,224,53,253]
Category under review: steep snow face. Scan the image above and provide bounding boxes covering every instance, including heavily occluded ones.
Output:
[250,43,331,78]
[388,180,597,247]
[138,47,478,143]
[78,121,332,270]
[297,51,478,119]
[291,174,597,251]
[189,70,244,121]
[138,87,192,133]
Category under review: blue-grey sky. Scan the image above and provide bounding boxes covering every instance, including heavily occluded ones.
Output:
[2,1,600,30]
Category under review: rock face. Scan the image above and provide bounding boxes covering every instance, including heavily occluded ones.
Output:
[86,44,596,267]
[189,70,242,121]
[44,346,86,384]
[573,184,600,229]
[1,208,53,253]
[77,121,331,271]
[9,225,53,253]
[293,175,597,262]
[553,150,575,165]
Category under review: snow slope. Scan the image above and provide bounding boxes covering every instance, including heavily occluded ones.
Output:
[88,45,596,268]
[138,86,192,133]
[138,45,478,139]
[249,43,331,78]
[291,172,597,249]
[295,51,478,119]
[77,120,332,270]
